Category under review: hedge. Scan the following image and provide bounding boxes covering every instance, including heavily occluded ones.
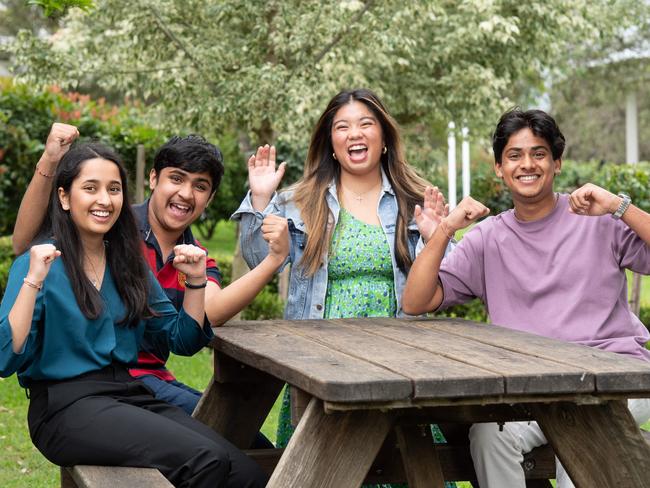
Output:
[0,79,247,239]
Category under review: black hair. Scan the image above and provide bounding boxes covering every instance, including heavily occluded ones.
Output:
[38,142,153,326]
[153,135,224,195]
[492,109,566,164]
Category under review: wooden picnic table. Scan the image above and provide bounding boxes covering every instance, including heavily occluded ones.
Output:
[193,317,650,487]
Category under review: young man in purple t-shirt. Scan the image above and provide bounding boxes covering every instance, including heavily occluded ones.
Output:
[403,108,650,488]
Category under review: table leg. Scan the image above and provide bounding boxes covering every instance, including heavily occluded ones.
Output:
[395,424,446,487]
[193,353,284,449]
[267,397,394,488]
[531,400,650,487]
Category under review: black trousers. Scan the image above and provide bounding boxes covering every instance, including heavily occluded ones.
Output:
[27,364,268,488]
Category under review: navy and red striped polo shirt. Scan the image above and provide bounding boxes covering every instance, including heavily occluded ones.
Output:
[128,201,222,381]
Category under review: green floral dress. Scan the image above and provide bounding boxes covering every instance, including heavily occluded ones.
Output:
[276,209,455,488]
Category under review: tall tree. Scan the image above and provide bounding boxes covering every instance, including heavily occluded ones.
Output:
[9,0,641,150]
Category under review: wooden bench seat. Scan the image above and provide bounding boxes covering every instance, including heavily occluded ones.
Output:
[60,465,172,488]
[59,430,650,487]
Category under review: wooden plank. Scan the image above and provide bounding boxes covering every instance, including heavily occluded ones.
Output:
[422,318,650,393]
[210,322,412,402]
[193,353,284,449]
[273,319,504,399]
[267,397,393,487]
[395,424,446,487]
[532,400,650,487]
[290,386,311,427]
[337,318,595,396]
[61,467,76,488]
[243,442,556,484]
[66,466,171,488]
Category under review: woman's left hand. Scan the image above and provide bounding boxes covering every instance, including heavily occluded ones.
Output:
[415,186,449,241]
[173,244,207,283]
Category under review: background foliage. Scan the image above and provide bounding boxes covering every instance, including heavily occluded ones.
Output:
[0,78,248,238]
[9,0,645,148]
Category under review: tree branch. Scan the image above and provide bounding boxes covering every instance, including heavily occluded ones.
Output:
[148,5,220,94]
[148,5,204,73]
[312,0,375,65]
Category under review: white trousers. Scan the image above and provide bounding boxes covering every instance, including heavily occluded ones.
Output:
[468,398,650,488]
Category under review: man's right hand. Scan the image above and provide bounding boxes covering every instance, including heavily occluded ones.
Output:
[41,123,79,167]
[442,196,490,235]
[248,144,286,211]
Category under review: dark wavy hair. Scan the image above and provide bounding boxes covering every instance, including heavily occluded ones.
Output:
[492,108,566,164]
[37,142,153,326]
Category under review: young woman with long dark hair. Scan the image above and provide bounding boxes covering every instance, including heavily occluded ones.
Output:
[0,143,266,488]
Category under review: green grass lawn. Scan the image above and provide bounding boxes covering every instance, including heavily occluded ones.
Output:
[0,218,648,486]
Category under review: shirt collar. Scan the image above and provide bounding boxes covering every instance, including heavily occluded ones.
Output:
[132,199,196,251]
[327,167,394,196]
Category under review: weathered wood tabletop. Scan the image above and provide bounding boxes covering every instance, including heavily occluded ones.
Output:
[193,317,650,487]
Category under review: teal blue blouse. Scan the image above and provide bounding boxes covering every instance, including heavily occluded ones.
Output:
[0,251,213,387]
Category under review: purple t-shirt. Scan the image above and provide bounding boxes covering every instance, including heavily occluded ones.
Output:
[439,193,650,362]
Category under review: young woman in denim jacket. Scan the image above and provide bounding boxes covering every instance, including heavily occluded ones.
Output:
[232,88,454,488]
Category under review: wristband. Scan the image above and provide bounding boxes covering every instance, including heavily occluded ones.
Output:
[23,278,43,290]
[184,280,208,289]
[35,163,54,178]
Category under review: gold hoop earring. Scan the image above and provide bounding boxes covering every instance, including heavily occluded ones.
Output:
[332,152,337,161]
[382,146,387,154]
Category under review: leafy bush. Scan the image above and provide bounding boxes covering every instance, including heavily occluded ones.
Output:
[0,78,248,239]
[0,236,13,297]
[436,298,488,323]
[212,252,284,321]
[640,306,650,330]
[0,78,165,235]
[241,288,285,321]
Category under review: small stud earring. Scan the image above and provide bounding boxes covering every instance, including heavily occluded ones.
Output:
[382,146,387,154]
[332,152,337,161]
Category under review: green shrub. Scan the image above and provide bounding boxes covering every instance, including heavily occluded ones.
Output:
[0,79,248,239]
[211,252,283,320]
[436,298,488,323]
[0,78,164,235]
[212,253,233,287]
[241,288,285,321]
[640,306,650,329]
[0,236,13,297]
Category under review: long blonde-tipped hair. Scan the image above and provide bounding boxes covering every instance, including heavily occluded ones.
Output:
[291,88,430,277]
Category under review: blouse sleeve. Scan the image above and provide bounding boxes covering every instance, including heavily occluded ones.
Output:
[0,254,43,377]
[143,272,214,357]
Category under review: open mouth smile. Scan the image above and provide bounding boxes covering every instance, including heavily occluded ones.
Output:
[169,202,192,217]
[347,144,368,162]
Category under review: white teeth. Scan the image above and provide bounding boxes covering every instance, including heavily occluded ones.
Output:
[91,210,109,217]
[349,144,367,151]
[171,203,190,211]
[518,175,539,182]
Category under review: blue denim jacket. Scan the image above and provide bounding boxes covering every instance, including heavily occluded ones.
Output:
[232,170,452,319]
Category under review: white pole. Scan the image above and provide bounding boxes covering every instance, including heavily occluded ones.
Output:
[461,126,470,199]
[447,122,457,210]
[625,90,642,316]
[626,91,639,164]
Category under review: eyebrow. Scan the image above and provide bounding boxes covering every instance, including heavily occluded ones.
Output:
[506,145,549,152]
[81,179,122,185]
[169,169,212,187]
[333,115,377,125]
